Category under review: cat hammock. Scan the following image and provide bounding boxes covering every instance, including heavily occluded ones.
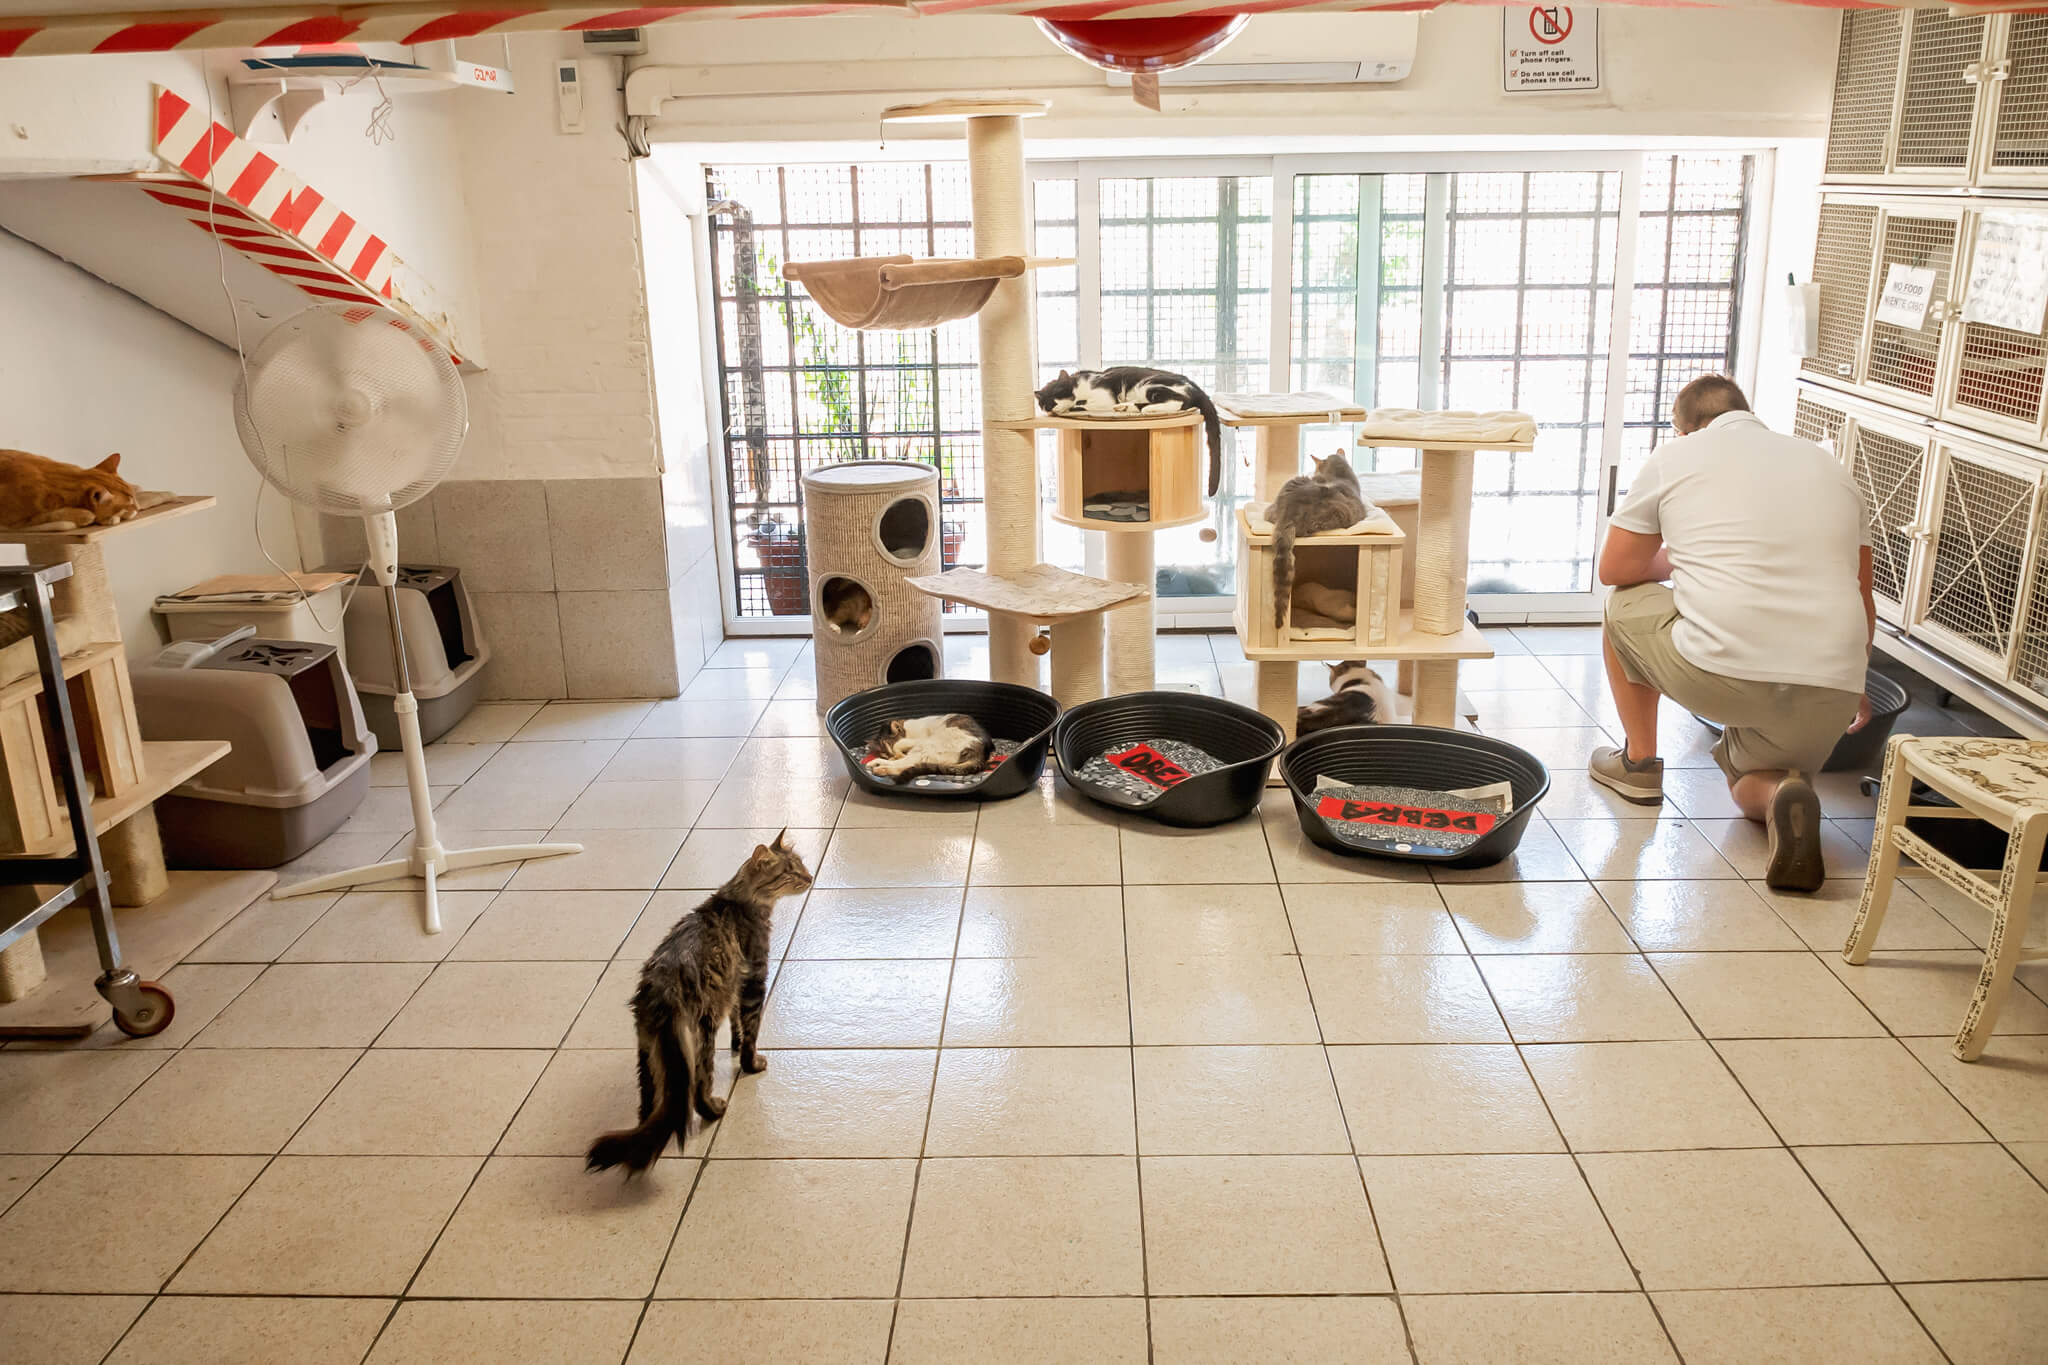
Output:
[784,255,1066,332]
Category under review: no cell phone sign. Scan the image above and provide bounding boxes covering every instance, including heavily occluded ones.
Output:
[1505,5,1600,93]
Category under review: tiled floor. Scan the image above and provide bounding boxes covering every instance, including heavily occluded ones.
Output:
[3,627,2046,1363]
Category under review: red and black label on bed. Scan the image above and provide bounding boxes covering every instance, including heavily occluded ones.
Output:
[1315,798,1499,835]
[1312,782,1500,853]
[1104,743,1195,790]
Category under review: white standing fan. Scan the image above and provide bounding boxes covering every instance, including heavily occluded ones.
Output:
[238,304,580,932]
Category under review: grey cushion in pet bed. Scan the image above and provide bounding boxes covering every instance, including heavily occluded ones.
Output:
[1072,737,1224,806]
[827,679,1060,801]
[1055,691,1285,827]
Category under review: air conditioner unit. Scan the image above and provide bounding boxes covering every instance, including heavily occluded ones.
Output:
[1107,59,1410,90]
[1102,14,1418,90]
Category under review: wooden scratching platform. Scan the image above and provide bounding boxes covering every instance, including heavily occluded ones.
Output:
[907,564,1147,706]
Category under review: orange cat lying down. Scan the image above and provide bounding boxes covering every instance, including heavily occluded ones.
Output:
[0,451,139,531]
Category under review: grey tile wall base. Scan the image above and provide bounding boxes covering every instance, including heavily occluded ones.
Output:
[547,478,667,591]
[435,481,555,592]
[472,591,568,700]
[561,589,680,697]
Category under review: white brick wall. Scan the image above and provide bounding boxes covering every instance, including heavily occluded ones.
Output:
[453,36,660,483]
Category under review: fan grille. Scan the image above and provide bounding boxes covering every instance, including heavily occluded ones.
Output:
[234,305,466,517]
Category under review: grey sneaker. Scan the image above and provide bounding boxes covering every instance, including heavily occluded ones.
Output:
[1766,774,1825,892]
[1588,745,1664,805]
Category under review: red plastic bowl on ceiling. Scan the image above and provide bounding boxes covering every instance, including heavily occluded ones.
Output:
[1035,15,1250,75]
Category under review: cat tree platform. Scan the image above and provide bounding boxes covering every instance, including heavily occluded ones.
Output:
[905,564,1146,706]
[784,255,1070,332]
[0,495,231,1003]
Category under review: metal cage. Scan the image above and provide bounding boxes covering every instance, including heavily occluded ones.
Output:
[1983,15,2048,188]
[1944,211,2048,443]
[1910,441,2042,674]
[1805,200,1880,384]
[1864,205,1963,412]
[1845,413,1936,625]
[1893,12,1992,184]
[1825,12,1905,182]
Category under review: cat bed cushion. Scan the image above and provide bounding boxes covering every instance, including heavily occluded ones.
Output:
[1307,781,1503,854]
[1245,502,1399,538]
[1356,409,1536,445]
[1073,738,1224,807]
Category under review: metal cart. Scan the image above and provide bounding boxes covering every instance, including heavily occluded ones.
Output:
[0,563,173,1041]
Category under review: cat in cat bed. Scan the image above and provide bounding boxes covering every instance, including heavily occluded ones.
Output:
[865,713,994,781]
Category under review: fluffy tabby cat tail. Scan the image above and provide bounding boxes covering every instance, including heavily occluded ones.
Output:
[1271,525,1297,629]
[587,1013,695,1177]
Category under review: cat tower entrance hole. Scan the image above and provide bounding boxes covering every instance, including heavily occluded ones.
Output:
[875,496,934,563]
[885,641,940,684]
[816,576,877,641]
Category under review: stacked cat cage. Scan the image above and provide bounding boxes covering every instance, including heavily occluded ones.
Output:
[1803,11,2048,728]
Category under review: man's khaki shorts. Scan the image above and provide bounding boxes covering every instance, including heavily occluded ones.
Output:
[1603,583,1861,783]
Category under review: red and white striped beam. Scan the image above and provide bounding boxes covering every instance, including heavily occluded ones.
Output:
[147,83,466,360]
[1,0,2018,61]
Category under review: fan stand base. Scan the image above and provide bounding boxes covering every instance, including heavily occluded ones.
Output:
[271,841,583,932]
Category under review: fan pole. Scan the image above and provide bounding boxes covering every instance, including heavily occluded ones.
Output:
[272,512,582,932]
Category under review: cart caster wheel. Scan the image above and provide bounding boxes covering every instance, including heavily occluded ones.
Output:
[112,984,175,1038]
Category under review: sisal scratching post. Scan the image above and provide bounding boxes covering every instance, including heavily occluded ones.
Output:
[1048,613,1105,705]
[1411,660,1459,728]
[1414,449,1474,636]
[1257,662,1298,743]
[102,807,169,908]
[802,462,944,711]
[1104,533,1154,695]
[34,543,118,644]
[1255,424,1302,502]
[965,113,1040,688]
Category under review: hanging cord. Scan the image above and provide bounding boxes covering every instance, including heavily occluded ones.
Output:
[205,53,363,637]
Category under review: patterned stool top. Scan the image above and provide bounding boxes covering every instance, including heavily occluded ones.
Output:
[1905,737,2048,817]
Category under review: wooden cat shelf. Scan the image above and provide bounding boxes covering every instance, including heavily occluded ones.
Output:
[906,563,1146,707]
[1001,411,1208,533]
[783,255,1071,331]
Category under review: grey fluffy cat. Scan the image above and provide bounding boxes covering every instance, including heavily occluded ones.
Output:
[1269,449,1368,627]
[1033,366,1226,495]
[586,832,814,1176]
[865,713,993,781]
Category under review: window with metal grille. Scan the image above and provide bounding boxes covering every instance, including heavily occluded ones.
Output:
[1896,13,1986,170]
[1866,214,1954,399]
[1849,426,1927,608]
[1992,15,2048,171]
[1826,12,1903,178]
[1621,154,1751,491]
[1806,201,1878,381]
[1924,451,2035,662]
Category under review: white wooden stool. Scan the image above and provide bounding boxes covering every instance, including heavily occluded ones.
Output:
[1845,735,2048,1061]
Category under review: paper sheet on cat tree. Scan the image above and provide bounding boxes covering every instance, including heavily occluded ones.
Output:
[1964,213,2048,334]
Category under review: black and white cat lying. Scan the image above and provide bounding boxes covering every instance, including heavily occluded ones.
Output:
[1296,661,1397,737]
[1033,367,1226,496]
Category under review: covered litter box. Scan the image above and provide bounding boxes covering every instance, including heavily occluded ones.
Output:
[827,679,1060,800]
[131,636,375,868]
[1055,691,1284,827]
[337,564,489,748]
[1280,725,1549,868]
[154,572,355,662]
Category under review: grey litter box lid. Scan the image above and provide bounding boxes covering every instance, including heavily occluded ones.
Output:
[203,639,337,679]
[803,461,939,495]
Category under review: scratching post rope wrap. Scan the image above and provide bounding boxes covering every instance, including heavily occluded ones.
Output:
[1104,532,1155,696]
[1257,662,1299,743]
[1049,612,1105,705]
[966,113,1040,688]
[1414,449,1474,635]
[803,462,944,712]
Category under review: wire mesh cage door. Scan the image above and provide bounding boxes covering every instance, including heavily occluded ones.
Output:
[1998,479,2048,708]
[1862,206,1961,411]
[1846,417,1935,625]
[1910,442,2042,675]
[1983,14,2048,188]
[1945,211,2048,442]
[1891,12,1992,185]
[1805,200,1880,385]
[1824,12,1905,183]
[1792,387,1850,459]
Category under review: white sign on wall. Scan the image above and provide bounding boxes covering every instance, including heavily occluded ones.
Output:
[1874,264,1938,329]
[1965,214,2048,336]
[1504,7,1600,94]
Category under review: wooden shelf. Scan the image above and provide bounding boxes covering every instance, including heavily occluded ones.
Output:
[0,496,216,547]
[1238,506,1403,549]
[0,641,121,709]
[1232,613,1495,663]
[906,564,1146,624]
[997,412,1201,432]
[1049,508,1207,534]
[12,740,228,856]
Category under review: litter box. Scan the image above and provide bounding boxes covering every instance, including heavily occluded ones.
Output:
[826,679,1061,800]
[337,564,489,749]
[1280,724,1550,868]
[1692,666,1909,774]
[131,635,375,869]
[1055,691,1285,827]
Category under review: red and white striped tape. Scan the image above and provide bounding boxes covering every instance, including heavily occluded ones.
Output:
[2,0,1996,61]
[149,85,462,359]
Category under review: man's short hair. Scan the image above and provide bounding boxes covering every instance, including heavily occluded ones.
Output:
[1672,375,1750,434]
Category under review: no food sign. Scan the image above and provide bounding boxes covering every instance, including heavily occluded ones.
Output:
[1505,6,1600,93]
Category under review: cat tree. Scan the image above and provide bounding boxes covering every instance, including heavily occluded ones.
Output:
[804,460,945,711]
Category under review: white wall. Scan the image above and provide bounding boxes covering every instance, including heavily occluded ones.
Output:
[0,231,301,655]
[639,9,1838,144]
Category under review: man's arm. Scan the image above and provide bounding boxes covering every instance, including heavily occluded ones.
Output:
[1860,544,1876,645]
[1598,527,1671,588]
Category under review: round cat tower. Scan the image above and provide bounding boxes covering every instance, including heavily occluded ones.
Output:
[802,461,945,710]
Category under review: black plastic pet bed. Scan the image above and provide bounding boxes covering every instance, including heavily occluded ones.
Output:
[1280,724,1550,867]
[1692,666,1909,774]
[826,679,1061,801]
[1055,691,1285,827]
